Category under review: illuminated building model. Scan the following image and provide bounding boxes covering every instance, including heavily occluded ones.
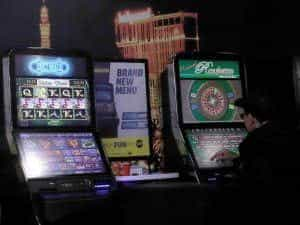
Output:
[40,0,51,48]
[114,8,199,127]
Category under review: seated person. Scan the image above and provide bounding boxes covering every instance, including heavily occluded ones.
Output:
[211,93,293,186]
[210,93,297,224]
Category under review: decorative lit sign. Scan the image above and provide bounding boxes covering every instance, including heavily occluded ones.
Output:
[194,61,235,76]
[179,60,240,79]
[28,58,70,76]
[117,8,153,23]
[195,61,214,74]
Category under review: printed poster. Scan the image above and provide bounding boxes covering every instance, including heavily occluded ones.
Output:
[94,62,151,158]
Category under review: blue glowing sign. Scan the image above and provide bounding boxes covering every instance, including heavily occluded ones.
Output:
[28,57,70,76]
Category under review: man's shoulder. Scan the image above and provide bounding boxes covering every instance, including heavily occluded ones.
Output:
[252,122,289,139]
[241,122,290,152]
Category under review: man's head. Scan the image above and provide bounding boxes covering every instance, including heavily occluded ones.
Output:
[234,93,273,132]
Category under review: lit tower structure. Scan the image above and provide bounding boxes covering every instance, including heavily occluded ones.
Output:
[114,8,199,127]
[40,0,51,48]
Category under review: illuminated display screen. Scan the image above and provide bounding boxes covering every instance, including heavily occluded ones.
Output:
[16,78,91,127]
[180,80,243,123]
[93,61,151,158]
[179,59,240,79]
[17,133,106,179]
[185,128,247,168]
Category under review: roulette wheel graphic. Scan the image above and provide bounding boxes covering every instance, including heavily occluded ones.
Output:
[189,80,237,121]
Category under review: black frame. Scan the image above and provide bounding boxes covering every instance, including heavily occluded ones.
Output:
[7,48,113,182]
[173,51,248,172]
[93,58,153,162]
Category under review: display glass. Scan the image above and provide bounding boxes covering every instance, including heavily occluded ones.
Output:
[14,54,91,127]
[16,78,91,127]
[179,59,240,79]
[17,133,106,179]
[185,128,247,168]
[180,80,243,123]
[94,61,150,158]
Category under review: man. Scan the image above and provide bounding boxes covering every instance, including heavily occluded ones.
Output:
[211,93,290,185]
[210,93,297,224]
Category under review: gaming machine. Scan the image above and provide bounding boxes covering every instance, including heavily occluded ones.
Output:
[2,48,115,224]
[166,52,248,183]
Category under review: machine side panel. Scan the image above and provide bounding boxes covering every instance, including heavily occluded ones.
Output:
[3,57,17,154]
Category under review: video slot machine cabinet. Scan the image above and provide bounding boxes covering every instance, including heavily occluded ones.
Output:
[2,48,116,224]
[166,52,248,183]
[93,59,180,184]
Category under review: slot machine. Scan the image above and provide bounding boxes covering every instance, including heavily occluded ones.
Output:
[166,52,248,183]
[2,48,115,224]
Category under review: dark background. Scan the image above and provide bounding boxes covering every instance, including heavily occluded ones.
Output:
[0,0,297,56]
[0,1,298,223]
[0,0,298,125]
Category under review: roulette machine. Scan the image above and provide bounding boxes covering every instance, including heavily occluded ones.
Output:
[2,48,115,224]
[166,52,248,183]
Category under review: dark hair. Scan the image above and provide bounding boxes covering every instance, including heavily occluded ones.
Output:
[234,94,273,123]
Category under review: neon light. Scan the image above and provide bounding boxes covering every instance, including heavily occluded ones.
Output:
[28,57,70,76]
[117,8,152,23]
[94,184,111,188]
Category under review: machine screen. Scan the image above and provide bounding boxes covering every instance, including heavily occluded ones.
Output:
[14,54,92,127]
[180,80,243,123]
[16,78,91,127]
[185,128,247,168]
[17,133,106,179]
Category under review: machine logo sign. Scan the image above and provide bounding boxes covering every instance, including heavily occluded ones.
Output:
[194,61,235,76]
[195,61,213,74]
[29,58,70,76]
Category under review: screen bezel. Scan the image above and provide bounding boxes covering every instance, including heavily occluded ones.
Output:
[174,52,248,129]
[93,58,153,160]
[9,48,96,132]
[15,130,113,181]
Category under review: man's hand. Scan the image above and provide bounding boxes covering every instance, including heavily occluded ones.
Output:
[210,150,238,161]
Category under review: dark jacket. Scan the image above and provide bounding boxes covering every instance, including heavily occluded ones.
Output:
[220,122,300,225]
[230,122,298,224]
[235,121,294,188]
[210,122,298,225]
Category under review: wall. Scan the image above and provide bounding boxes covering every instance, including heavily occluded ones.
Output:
[0,0,297,163]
